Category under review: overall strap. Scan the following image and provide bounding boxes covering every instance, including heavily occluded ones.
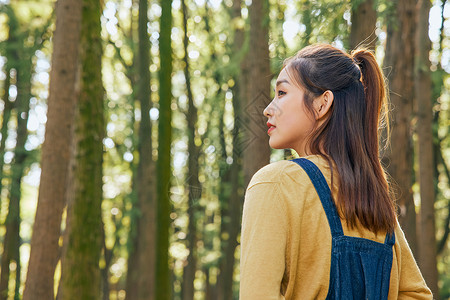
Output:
[384,231,395,246]
[291,158,344,237]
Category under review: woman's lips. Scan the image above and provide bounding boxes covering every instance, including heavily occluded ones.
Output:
[267,122,276,134]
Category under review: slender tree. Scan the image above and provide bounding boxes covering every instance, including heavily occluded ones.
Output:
[0,65,11,202]
[415,0,439,297]
[0,8,34,300]
[216,1,246,299]
[382,0,417,254]
[200,4,225,298]
[59,0,104,298]
[121,3,140,298]
[181,0,201,298]
[23,0,82,298]
[156,0,173,298]
[0,9,19,300]
[0,27,14,213]
[132,0,157,298]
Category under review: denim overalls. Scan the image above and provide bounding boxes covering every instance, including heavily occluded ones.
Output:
[291,158,395,300]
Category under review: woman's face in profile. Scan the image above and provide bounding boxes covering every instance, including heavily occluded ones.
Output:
[263,68,316,156]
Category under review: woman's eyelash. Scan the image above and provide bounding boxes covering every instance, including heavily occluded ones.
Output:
[277,90,286,96]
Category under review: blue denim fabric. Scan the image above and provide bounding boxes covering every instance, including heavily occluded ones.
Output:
[291,158,395,300]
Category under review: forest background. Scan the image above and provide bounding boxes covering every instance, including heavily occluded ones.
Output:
[0,0,448,299]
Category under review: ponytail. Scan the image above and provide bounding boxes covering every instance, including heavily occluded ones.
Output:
[285,45,396,233]
[351,48,396,233]
[352,49,389,154]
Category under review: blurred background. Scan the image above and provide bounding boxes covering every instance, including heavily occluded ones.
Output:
[0,0,448,299]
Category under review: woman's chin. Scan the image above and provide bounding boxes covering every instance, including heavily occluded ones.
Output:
[268,139,285,150]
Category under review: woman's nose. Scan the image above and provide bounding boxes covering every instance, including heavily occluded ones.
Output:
[263,100,274,117]
[263,100,275,118]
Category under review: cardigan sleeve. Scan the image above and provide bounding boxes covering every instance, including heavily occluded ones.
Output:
[239,180,287,300]
[394,223,433,299]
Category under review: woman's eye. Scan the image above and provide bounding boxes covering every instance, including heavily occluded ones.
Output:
[277,90,286,96]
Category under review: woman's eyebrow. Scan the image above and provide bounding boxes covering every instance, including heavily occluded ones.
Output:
[276,79,290,87]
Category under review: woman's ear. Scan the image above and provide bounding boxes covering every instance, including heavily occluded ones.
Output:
[314,90,334,119]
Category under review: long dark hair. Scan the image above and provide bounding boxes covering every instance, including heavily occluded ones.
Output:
[284,44,396,233]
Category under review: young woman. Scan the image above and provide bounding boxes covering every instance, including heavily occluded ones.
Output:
[239,44,432,299]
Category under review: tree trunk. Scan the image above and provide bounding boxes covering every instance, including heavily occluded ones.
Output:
[0,7,17,205]
[0,71,31,300]
[414,0,439,297]
[156,0,173,299]
[382,0,417,254]
[101,218,119,300]
[0,16,17,294]
[350,0,377,50]
[216,1,246,300]
[0,11,33,299]
[134,0,157,298]
[200,5,223,298]
[0,65,12,207]
[181,0,200,299]
[59,0,104,299]
[436,146,450,255]
[244,0,271,187]
[124,3,140,299]
[23,0,82,298]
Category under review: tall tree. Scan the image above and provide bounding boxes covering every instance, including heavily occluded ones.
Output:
[382,0,417,254]
[216,1,246,299]
[120,4,140,298]
[244,0,271,186]
[181,0,201,299]
[0,64,12,205]
[0,9,19,300]
[350,0,377,50]
[0,7,15,214]
[129,0,157,298]
[23,0,82,298]
[156,0,173,299]
[59,0,104,298]
[200,4,225,298]
[415,0,439,297]
[0,7,35,300]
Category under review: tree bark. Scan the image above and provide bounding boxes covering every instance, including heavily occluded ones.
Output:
[101,224,112,300]
[0,71,12,211]
[133,0,157,298]
[181,0,201,299]
[200,5,224,298]
[0,12,18,300]
[216,1,246,299]
[350,0,377,50]
[59,0,104,299]
[382,0,417,254]
[244,0,271,187]
[23,0,81,299]
[0,65,12,208]
[414,0,439,297]
[123,3,140,299]
[0,9,32,299]
[155,0,173,299]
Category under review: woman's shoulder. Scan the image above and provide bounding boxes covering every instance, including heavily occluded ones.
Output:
[247,155,333,190]
[248,156,327,186]
[246,160,292,190]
